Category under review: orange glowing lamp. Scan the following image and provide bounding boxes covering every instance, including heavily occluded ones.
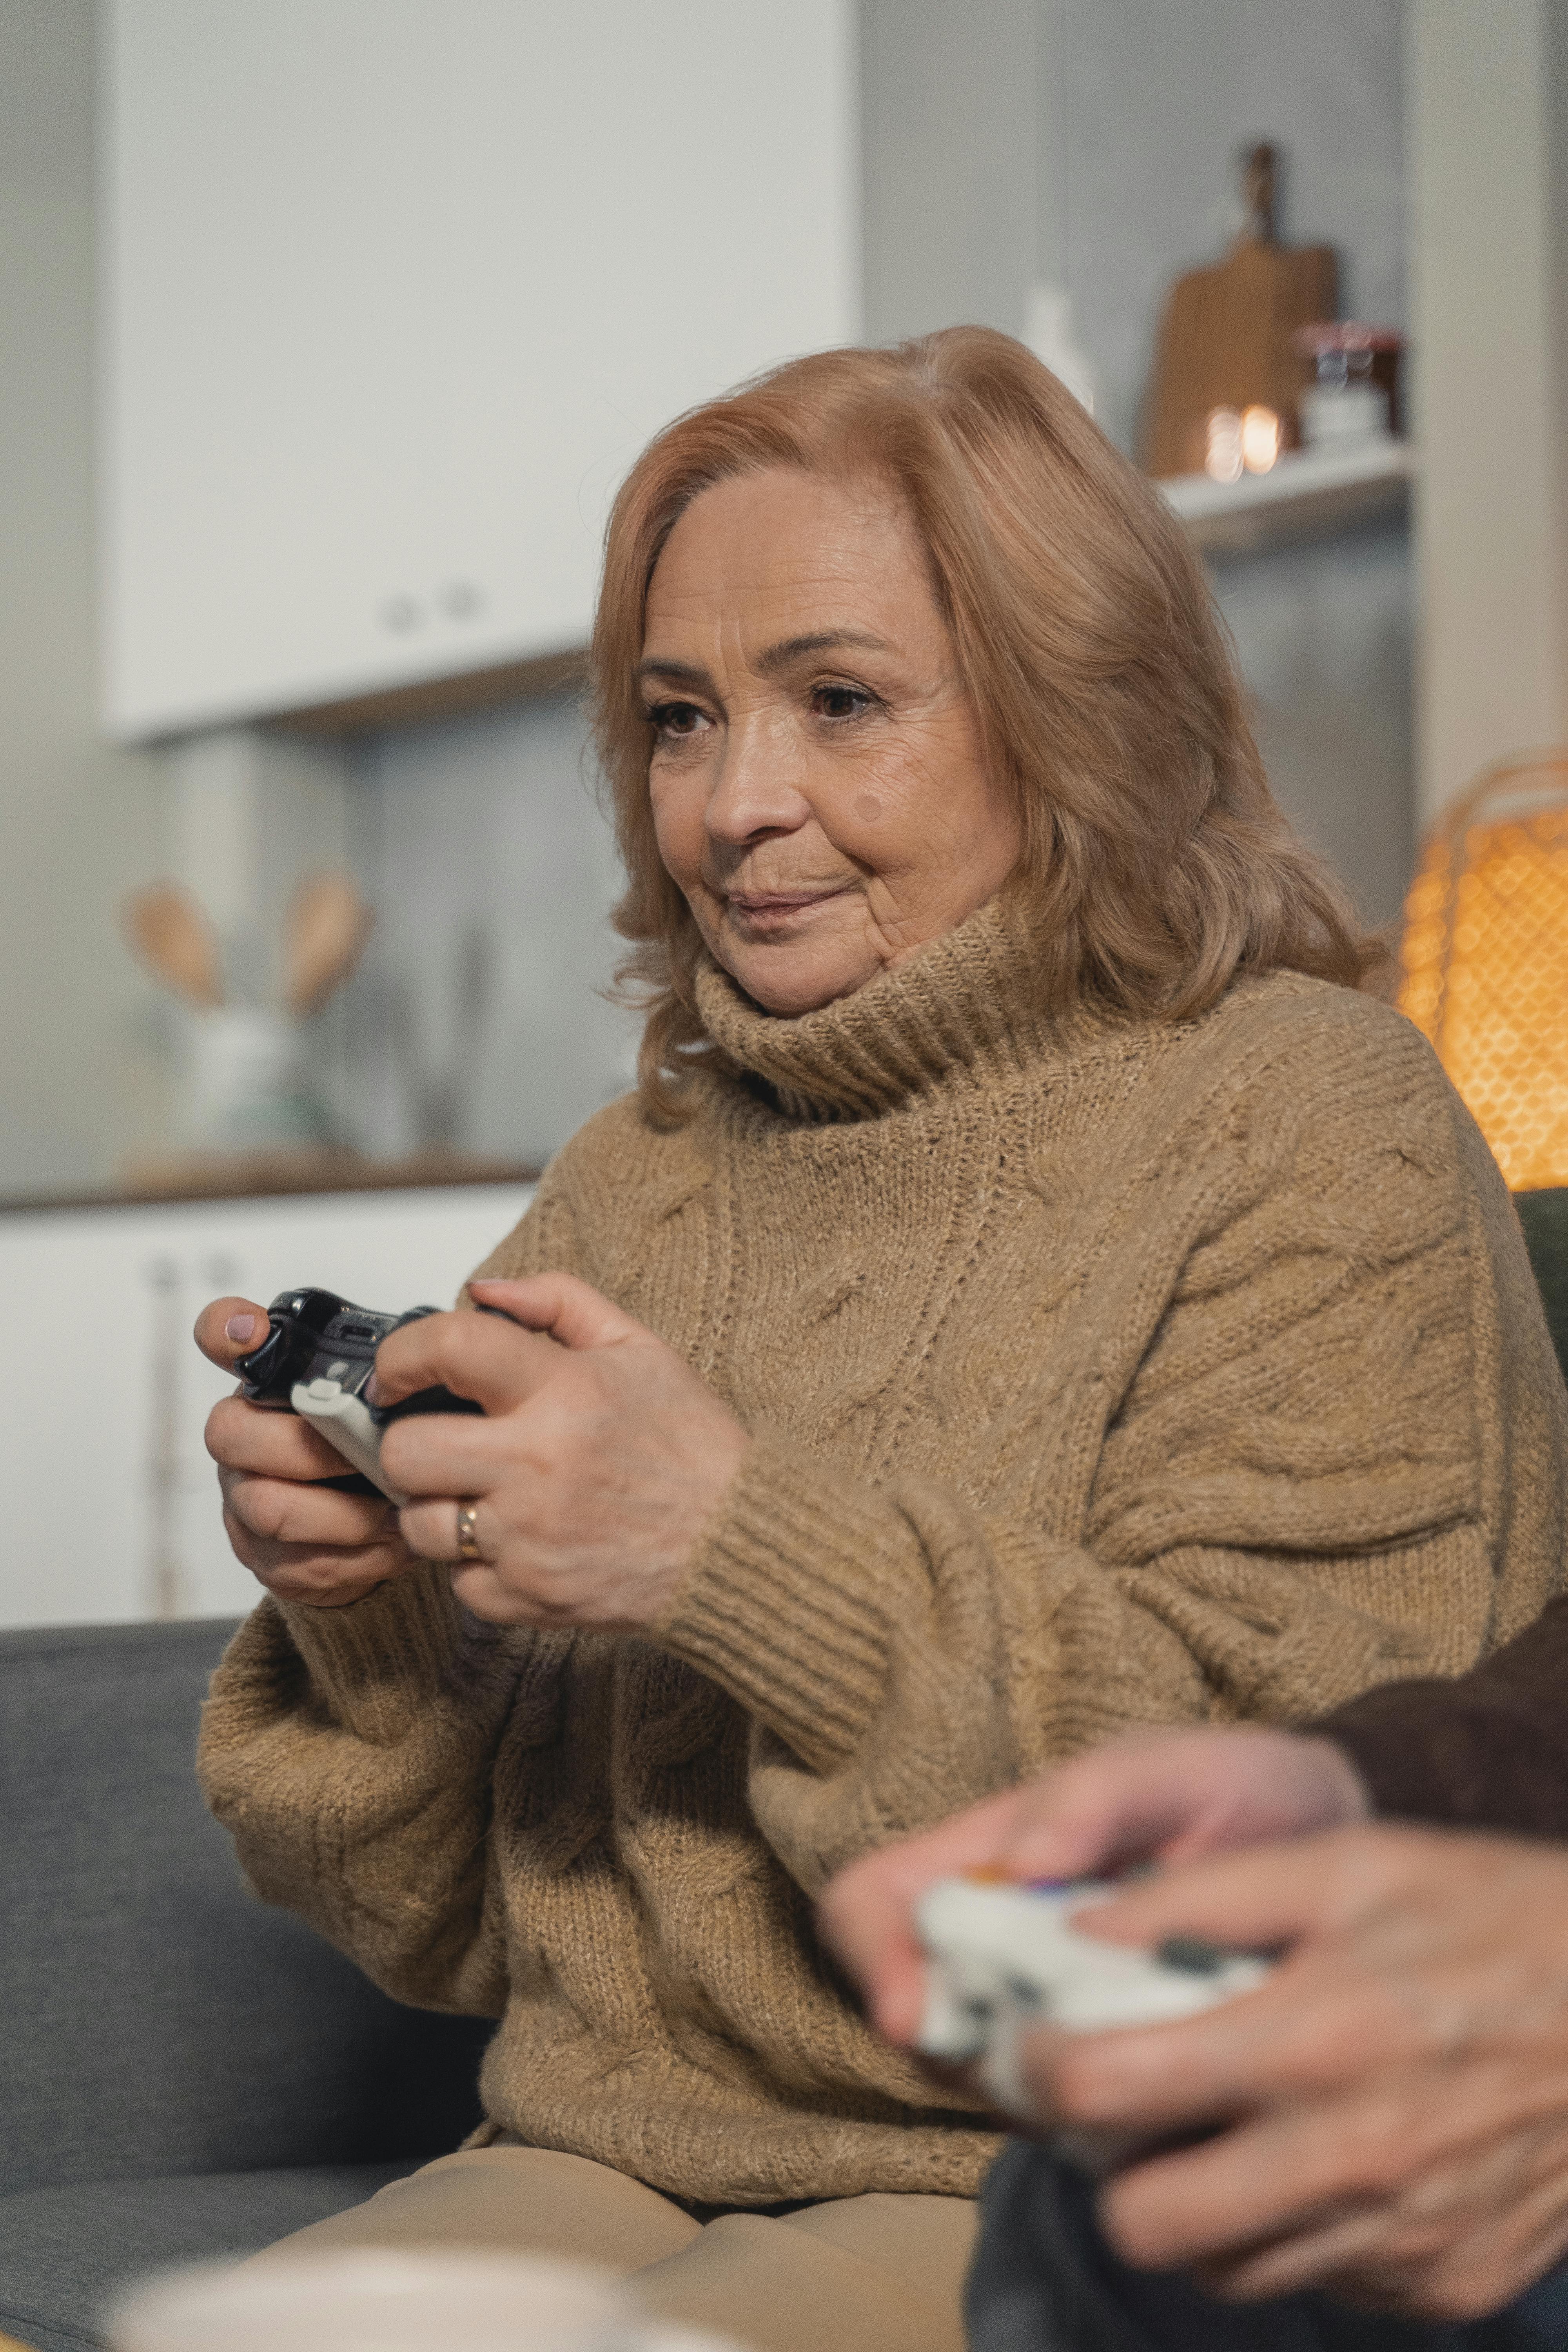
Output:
[1398,753,1568,1191]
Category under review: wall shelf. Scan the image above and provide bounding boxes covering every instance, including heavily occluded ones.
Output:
[1159,439,1417,556]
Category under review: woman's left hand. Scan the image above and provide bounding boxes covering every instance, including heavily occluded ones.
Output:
[373,1274,750,1630]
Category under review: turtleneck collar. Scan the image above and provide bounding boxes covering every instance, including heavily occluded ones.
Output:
[692,893,1113,1122]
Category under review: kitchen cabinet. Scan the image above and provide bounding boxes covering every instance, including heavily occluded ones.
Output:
[0,1181,534,1629]
[100,0,858,739]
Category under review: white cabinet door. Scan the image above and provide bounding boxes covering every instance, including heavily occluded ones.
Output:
[101,0,859,738]
[0,1184,532,1630]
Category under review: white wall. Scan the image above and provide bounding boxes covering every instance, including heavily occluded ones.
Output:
[0,0,168,1196]
[860,0,1040,347]
[1407,0,1568,822]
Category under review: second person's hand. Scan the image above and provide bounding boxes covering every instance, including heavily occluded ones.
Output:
[1027,1826,1568,2319]
[818,1725,1371,2050]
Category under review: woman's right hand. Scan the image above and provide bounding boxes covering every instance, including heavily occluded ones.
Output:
[195,1296,417,1607]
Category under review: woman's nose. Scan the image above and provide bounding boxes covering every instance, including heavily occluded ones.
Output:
[704,716,813,846]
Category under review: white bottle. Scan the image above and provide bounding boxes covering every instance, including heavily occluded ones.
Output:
[1022,282,1097,415]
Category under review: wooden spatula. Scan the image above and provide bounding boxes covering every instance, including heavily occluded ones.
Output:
[283,870,374,1016]
[123,883,224,1008]
[1143,143,1337,478]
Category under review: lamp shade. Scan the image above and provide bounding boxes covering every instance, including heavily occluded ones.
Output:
[1399,753,1568,1190]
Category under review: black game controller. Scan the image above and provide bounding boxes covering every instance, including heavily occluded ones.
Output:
[232,1288,483,1503]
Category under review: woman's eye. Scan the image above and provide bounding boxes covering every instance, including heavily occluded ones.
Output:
[647,700,708,740]
[811,682,873,722]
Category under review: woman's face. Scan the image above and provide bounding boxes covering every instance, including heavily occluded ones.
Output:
[640,466,1023,1016]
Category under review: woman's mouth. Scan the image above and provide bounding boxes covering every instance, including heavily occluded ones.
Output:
[724,886,851,931]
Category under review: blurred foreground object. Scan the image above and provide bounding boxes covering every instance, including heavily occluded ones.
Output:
[1144,141,1336,479]
[1399,753,1568,1189]
[108,2250,735,2352]
[122,869,372,1155]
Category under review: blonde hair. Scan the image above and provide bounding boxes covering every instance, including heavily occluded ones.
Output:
[591,326,1381,1118]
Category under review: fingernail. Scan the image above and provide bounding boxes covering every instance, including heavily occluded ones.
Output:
[364,1374,382,1405]
[225,1314,256,1344]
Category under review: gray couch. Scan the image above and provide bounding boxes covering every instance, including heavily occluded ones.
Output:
[0,1618,493,2352]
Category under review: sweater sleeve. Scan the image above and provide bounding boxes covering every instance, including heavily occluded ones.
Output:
[196,1171,580,2013]
[1314,1594,1568,1840]
[652,1016,1568,1893]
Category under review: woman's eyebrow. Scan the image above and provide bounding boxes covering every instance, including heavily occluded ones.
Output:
[757,629,890,673]
[636,656,713,690]
[636,630,889,692]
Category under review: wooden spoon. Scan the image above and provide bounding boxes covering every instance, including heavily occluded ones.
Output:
[284,870,374,1016]
[123,883,224,1009]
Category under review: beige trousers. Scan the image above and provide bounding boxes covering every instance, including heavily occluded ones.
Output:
[248,2142,978,2352]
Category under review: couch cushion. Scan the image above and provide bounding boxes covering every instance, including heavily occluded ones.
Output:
[0,2161,409,2352]
[1516,1187,1568,1387]
[0,1619,491,2199]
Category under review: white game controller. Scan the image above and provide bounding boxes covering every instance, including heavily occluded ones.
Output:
[915,1875,1270,2153]
[288,1372,399,1497]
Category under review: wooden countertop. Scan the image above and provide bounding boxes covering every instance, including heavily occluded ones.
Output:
[0,1148,540,1216]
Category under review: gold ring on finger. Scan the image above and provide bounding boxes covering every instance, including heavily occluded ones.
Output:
[454,1500,483,1564]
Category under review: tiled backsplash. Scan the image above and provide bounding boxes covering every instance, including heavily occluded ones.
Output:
[328,690,640,1171]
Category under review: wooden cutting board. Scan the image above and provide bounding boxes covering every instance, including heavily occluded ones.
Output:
[1143,144,1336,478]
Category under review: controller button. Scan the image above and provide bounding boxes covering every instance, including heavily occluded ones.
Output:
[304,1377,343,1401]
[1156,1935,1226,1976]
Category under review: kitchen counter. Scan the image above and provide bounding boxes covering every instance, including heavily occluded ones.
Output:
[0,1148,539,1216]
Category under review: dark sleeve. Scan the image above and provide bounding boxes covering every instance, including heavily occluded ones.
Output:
[1314,1596,1568,1840]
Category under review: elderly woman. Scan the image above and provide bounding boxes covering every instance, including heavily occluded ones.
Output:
[195,328,1568,2352]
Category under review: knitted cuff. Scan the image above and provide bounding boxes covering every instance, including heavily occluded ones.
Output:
[1320,1684,1568,1844]
[653,1426,925,1764]
[275,1561,489,1744]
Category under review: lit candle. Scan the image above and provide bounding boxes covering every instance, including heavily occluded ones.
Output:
[1204,407,1244,483]
[1240,405,1281,474]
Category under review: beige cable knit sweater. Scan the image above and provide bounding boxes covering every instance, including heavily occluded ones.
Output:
[199,899,1568,2205]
